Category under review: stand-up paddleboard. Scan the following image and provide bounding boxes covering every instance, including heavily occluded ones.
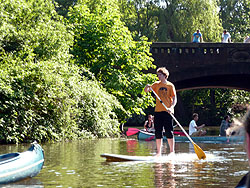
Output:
[101,153,208,162]
[101,153,156,162]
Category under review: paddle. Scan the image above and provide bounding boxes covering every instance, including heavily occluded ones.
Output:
[149,87,206,160]
[126,128,140,136]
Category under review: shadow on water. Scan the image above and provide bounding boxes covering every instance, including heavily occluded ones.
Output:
[0,138,248,188]
[2,178,44,188]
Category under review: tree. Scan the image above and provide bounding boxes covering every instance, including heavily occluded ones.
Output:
[0,54,122,143]
[118,0,160,41]
[53,0,77,17]
[0,0,73,62]
[219,0,250,42]
[179,88,250,126]
[117,0,222,42]
[68,0,156,122]
[0,0,123,143]
[157,0,222,42]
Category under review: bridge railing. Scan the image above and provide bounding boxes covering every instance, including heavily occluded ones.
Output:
[151,43,223,55]
[151,42,250,58]
[151,42,250,66]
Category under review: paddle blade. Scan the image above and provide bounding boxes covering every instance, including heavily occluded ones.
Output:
[193,142,206,160]
[127,128,140,131]
[126,128,140,136]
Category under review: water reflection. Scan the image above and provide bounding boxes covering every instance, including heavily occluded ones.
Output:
[189,142,195,153]
[0,139,248,188]
[154,162,176,188]
[126,139,138,152]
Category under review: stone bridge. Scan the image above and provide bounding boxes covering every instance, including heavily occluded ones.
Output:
[150,42,250,91]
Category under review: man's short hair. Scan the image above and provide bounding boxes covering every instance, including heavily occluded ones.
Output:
[156,67,169,78]
[193,113,198,119]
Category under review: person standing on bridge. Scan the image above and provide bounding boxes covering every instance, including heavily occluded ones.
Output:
[144,67,177,156]
[221,30,231,43]
[192,29,203,43]
[244,36,250,43]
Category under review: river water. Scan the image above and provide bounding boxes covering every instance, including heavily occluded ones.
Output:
[1,138,249,188]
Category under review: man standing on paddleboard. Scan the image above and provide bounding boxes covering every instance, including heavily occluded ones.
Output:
[144,67,177,156]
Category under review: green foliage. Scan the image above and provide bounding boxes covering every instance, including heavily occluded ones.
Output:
[228,90,250,117]
[68,0,156,122]
[0,0,123,143]
[179,88,250,126]
[219,0,250,42]
[0,0,73,62]
[53,0,77,17]
[118,0,159,41]
[169,0,222,42]
[0,54,122,143]
[118,0,222,42]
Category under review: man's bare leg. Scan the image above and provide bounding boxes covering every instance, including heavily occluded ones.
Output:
[167,138,175,153]
[156,138,162,156]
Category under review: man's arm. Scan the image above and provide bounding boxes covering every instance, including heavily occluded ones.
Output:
[197,124,205,130]
[171,86,177,108]
[200,35,203,42]
[144,120,148,130]
[169,86,177,113]
[171,95,177,108]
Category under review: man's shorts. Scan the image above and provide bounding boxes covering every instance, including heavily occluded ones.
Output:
[154,111,173,139]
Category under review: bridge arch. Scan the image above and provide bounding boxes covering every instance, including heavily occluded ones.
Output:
[150,42,250,91]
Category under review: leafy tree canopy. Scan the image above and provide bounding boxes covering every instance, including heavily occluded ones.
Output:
[0,0,73,62]
[118,0,222,42]
[0,0,123,143]
[163,0,222,42]
[68,0,156,122]
[180,89,250,125]
[219,0,250,42]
